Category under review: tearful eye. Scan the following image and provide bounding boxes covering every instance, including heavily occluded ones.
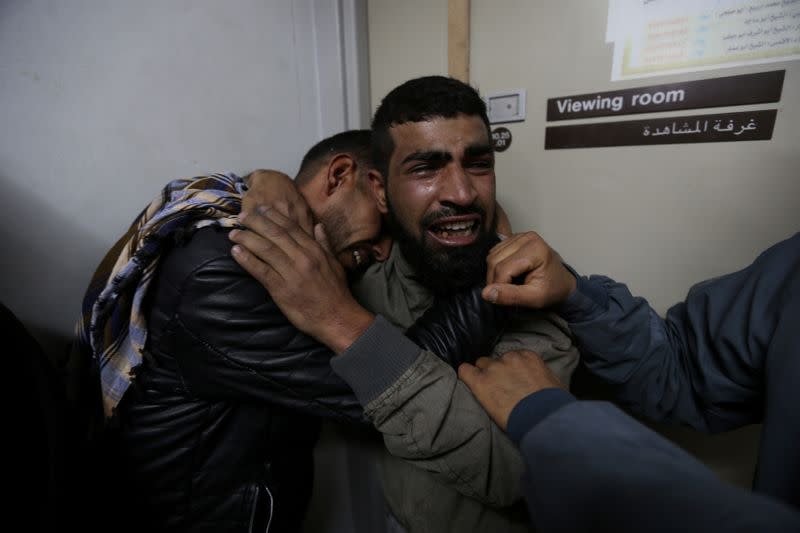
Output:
[353,249,364,267]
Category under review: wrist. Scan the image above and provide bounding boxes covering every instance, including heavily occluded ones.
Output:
[554,264,609,322]
[558,262,579,300]
[547,262,578,307]
[506,388,576,444]
[561,264,578,301]
[322,302,375,354]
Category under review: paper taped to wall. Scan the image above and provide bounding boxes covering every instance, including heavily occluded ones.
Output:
[606,0,800,80]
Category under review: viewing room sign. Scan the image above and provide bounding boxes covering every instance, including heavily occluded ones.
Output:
[546,70,784,121]
[545,109,777,149]
[545,70,783,149]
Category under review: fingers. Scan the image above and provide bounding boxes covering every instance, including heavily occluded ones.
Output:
[231,242,283,288]
[239,207,310,249]
[231,208,316,278]
[486,232,546,286]
[475,356,493,370]
[503,349,566,390]
[487,231,541,263]
[253,206,311,243]
[229,226,291,273]
[457,357,495,388]
[501,349,541,366]
[268,199,314,236]
[314,223,334,255]
[483,231,577,309]
[240,170,314,234]
[457,362,481,386]
[295,204,314,236]
[482,283,547,307]
[489,256,540,286]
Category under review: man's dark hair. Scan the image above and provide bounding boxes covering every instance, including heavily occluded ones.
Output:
[370,76,490,178]
[295,129,372,187]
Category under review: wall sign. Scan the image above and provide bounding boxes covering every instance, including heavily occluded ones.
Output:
[546,70,784,121]
[545,109,777,149]
[606,0,800,81]
[491,127,512,152]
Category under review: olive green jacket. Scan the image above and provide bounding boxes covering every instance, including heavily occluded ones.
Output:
[332,245,578,532]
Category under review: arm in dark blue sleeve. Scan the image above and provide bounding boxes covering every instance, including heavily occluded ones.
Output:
[557,234,800,432]
[512,399,800,533]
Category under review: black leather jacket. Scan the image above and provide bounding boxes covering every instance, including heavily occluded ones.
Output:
[115,226,507,532]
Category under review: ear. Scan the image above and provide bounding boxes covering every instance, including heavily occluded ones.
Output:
[368,169,388,215]
[325,154,356,196]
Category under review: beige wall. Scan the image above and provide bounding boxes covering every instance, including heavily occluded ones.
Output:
[368,0,448,113]
[367,0,800,487]
[368,0,799,312]
[470,0,800,316]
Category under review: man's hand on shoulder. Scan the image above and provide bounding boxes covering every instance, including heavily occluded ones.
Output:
[242,169,314,235]
[458,350,565,431]
[483,232,577,309]
[230,207,374,354]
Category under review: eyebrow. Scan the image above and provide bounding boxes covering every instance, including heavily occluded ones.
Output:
[401,143,494,166]
[401,150,452,166]
[465,143,494,157]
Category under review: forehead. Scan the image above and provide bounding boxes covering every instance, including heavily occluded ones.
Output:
[388,115,490,162]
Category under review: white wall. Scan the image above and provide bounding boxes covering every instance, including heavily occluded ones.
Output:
[0,0,361,351]
[367,0,799,488]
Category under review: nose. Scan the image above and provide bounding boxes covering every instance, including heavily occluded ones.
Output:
[371,233,393,262]
[439,165,478,206]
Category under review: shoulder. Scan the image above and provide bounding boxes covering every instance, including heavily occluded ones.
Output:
[151,225,302,352]
[689,232,800,300]
[154,225,275,316]
[754,232,800,270]
[159,225,239,282]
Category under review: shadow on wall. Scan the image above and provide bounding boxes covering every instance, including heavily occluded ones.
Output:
[0,173,110,363]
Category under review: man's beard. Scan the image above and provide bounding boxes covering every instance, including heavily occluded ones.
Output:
[319,202,350,254]
[385,197,498,294]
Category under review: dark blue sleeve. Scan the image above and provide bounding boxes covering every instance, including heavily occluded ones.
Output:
[558,233,800,433]
[516,400,800,533]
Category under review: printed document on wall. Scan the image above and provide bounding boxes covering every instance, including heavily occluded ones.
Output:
[607,0,800,80]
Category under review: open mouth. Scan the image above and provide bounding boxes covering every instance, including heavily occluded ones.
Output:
[427,216,481,246]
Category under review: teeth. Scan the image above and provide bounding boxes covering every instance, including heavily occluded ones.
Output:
[440,222,473,231]
[434,221,475,236]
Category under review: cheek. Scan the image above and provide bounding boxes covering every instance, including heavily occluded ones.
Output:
[476,177,496,206]
[392,182,437,218]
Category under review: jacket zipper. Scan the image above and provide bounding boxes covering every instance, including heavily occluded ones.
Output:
[248,483,274,533]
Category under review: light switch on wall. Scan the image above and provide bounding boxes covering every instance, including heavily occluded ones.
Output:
[486,89,526,124]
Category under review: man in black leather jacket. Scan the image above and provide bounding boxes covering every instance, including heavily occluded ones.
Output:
[104,131,505,532]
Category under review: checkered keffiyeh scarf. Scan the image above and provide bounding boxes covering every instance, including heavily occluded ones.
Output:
[74,172,246,417]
